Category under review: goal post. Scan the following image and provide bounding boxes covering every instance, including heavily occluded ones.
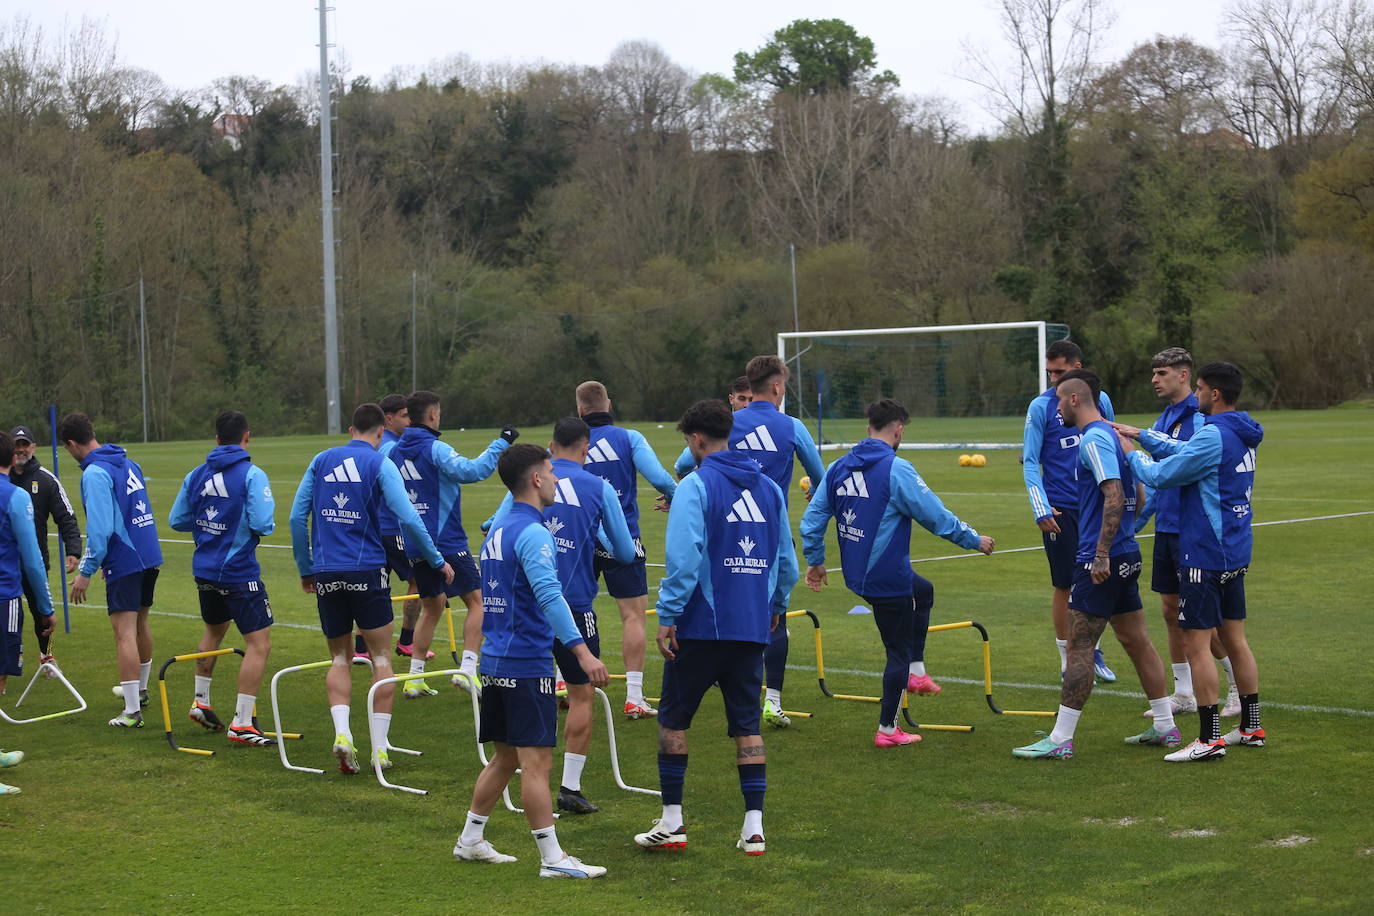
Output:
[777,321,1070,451]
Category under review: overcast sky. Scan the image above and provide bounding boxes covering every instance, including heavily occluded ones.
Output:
[5,1,1232,130]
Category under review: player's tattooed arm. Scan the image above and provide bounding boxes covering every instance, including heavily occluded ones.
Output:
[659,729,688,754]
[1062,610,1109,707]
[1093,479,1123,583]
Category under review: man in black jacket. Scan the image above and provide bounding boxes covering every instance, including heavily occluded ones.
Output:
[8,426,81,671]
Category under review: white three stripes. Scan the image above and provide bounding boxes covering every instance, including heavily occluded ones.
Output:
[324,456,362,483]
[726,489,767,523]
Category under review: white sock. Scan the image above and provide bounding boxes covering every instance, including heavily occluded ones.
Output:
[371,712,392,751]
[660,803,684,831]
[1220,656,1235,687]
[121,679,140,715]
[765,688,781,709]
[460,650,478,672]
[1149,696,1177,733]
[562,752,587,792]
[330,704,351,740]
[138,660,152,691]
[194,675,212,704]
[743,809,763,839]
[626,670,645,704]
[460,810,488,846]
[1094,637,1103,651]
[409,658,425,676]
[908,661,927,677]
[1056,639,1068,672]
[554,664,565,683]
[531,824,564,864]
[1048,704,1081,743]
[233,693,255,729]
[1172,662,1194,697]
[878,722,896,735]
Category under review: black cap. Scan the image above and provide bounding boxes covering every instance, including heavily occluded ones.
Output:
[9,426,36,444]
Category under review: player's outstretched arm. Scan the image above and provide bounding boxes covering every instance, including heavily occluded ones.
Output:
[890,460,981,551]
[246,465,276,537]
[769,479,799,612]
[166,470,197,532]
[1127,425,1222,490]
[480,490,515,534]
[597,479,637,565]
[798,467,835,570]
[435,435,511,484]
[288,460,317,577]
[628,429,678,500]
[790,418,826,488]
[673,445,695,480]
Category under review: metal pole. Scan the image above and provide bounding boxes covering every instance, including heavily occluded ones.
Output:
[411,270,417,393]
[49,403,71,634]
[319,3,341,435]
[789,244,802,415]
[139,275,148,443]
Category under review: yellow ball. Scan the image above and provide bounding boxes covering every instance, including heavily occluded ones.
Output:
[958,454,972,467]
[972,454,987,467]
[799,475,811,492]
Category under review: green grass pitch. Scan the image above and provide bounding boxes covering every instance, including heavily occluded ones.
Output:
[2,409,1371,913]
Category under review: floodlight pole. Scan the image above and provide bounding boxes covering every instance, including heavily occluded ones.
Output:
[318,3,341,435]
[138,274,148,442]
[411,270,418,393]
[789,243,802,414]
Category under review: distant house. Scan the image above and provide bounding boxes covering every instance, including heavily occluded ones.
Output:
[213,113,250,150]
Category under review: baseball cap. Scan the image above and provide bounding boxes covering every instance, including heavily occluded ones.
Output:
[9,426,36,443]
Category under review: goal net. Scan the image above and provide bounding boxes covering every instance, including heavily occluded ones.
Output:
[777,321,1070,450]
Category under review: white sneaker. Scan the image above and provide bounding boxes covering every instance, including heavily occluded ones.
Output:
[452,670,479,691]
[1222,726,1266,747]
[539,853,606,878]
[1163,738,1226,762]
[634,818,688,849]
[453,838,517,863]
[1141,692,1196,718]
[1221,684,1242,717]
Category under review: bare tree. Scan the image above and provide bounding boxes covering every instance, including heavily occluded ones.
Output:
[1322,0,1374,124]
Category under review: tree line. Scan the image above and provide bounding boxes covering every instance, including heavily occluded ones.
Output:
[1,4,1371,440]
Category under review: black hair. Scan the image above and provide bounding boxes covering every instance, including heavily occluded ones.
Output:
[498,443,551,492]
[867,398,910,430]
[745,355,789,395]
[215,410,249,445]
[677,399,733,440]
[1150,347,1193,371]
[731,376,751,393]
[1046,339,1083,364]
[379,394,408,416]
[1056,368,1102,405]
[406,390,441,425]
[57,412,95,446]
[552,416,590,449]
[351,403,385,433]
[1197,361,1244,404]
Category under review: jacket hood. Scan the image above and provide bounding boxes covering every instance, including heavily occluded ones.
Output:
[1207,411,1264,447]
[702,449,764,489]
[206,444,252,471]
[847,437,895,470]
[396,425,438,460]
[82,443,128,470]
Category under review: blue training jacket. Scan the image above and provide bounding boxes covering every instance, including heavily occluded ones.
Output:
[0,478,54,614]
[656,450,798,643]
[168,445,275,582]
[78,444,163,580]
[728,400,824,505]
[376,429,402,537]
[1128,411,1264,570]
[800,438,981,598]
[393,425,507,558]
[483,457,635,610]
[289,439,444,576]
[1023,387,1115,520]
[1073,420,1139,561]
[1136,394,1204,533]
[478,501,585,678]
[583,413,677,538]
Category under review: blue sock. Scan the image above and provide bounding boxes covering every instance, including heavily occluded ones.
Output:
[737,762,766,811]
[658,753,687,806]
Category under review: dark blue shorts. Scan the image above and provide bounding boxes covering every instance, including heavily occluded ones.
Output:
[196,578,273,635]
[384,535,414,583]
[477,673,558,747]
[659,638,766,737]
[1,596,23,677]
[314,570,392,639]
[1151,532,1183,595]
[1068,552,1144,618]
[1178,567,1248,630]
[594,538,647,599]
[1041,507,1079,589]
[553,609,601,686]
[106,567,160,614]
[413,552,480,600]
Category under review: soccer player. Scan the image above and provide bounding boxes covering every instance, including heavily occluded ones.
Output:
[728,355,824,728]
[375,393,425,661]
[453,444,609,877]
[675,376,752,477]
[1115,362,1266,761]
[1,430,55,796]
[289,403,453,773]
[800,399,995,747]
[1012,371,1178,759]
[482,417,636,814]
[7,425,81,675]
[392,390,515,695]
[167,410,277,747]
[574,380,677,719]
[1134,348,1239,719]
[59,412,163,728]
[1022,339,1119,683]
[634,399,798,856]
